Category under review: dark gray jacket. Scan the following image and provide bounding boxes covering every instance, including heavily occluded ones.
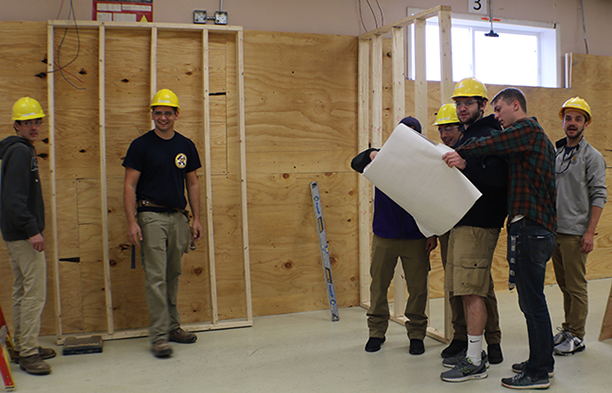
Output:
[0,135,45,241]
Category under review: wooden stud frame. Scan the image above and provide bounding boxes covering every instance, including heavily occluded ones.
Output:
[358,6,454,343]
[47,21,253,343]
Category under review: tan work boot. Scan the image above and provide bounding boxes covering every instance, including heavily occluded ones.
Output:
[168,327,197,343]
[152,339,173,358]
[19,354,51,375]
[12,347,57,363]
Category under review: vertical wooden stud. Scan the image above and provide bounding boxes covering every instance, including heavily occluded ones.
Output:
[99,25,115,335]
[414,18,427,129]
[371,34,383,148]
[47,23,63,341]
[201,30,219,325]
[358,38,371,307]
[236,30,253,322]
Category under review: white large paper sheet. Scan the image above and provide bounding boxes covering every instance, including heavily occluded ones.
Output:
[363,124,482,237]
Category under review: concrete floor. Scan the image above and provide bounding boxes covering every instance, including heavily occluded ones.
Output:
[6,278,612,393]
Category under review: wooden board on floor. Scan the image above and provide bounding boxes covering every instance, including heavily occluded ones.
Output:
[599,280,612,341]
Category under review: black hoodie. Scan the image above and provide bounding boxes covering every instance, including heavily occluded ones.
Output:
[0,135,45,241]
[455,114,508,229]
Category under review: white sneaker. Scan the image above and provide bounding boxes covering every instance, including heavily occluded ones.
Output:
[553,332,585,355]
[553,327,570,345]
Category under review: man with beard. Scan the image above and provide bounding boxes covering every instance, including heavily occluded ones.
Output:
[444,87,557,389]
[439,78,507,383]
[551,97,606,355]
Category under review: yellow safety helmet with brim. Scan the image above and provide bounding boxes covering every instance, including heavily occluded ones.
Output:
[433,103,461,126]
[559,97,591,124]
[450,77,488,100]
[12,97,46,121]
[151,89,180,111]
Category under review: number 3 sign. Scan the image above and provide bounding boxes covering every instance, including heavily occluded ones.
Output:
[468,0,488,15]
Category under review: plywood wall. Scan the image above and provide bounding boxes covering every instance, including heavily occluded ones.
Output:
[1,21,611,337]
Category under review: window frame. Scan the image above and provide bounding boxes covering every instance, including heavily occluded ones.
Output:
[406,7,561,88]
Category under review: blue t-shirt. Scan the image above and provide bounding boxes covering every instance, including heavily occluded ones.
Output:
[122,130,202,210]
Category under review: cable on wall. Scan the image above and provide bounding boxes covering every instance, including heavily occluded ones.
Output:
[579,0,589,54]
[49,0,84,90]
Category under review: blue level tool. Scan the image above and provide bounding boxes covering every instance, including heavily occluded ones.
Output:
[310,182,340,322]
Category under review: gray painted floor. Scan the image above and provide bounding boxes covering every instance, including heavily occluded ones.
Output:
[7,278,612,392]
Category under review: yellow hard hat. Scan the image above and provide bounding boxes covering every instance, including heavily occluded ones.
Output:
[451,77,488,100]
[559,97,591,124]
[12,97,46,121]
[151,89,180,111]
[433,103,461,126]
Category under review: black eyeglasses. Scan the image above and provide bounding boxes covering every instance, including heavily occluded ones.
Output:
[152,110,175,117]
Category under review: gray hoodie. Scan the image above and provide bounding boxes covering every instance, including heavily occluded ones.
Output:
[555,137,607,235]
[0,135,45,241]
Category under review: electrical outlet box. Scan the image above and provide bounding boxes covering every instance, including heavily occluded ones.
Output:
[193,10,207,24]
[215,11,228,25]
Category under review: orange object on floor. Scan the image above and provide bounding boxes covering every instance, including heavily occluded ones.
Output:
[0,303,16,390]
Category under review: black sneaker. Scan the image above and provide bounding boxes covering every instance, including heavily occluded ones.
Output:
[501,371,550,389]
[441,339,467,358]
[365,337,385,352]
[409,338,424,355]
[488,343,503,364]
[511,361,554,378]
[440,356,488,382]
[443,349,489,369]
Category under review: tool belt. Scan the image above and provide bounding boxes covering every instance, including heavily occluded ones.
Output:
[137,199,196,252]
[137,199,187,214]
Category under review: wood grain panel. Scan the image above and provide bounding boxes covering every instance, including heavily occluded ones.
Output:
[2,23,612,338]
[248,172,359,316]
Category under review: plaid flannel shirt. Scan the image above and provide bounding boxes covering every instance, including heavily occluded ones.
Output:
[456,117,557,232]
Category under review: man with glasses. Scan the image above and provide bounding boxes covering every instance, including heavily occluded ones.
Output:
[0,97,56,375]
[552,97,606,355]
[435,103,462,148]
[439,78,507,383]
[123,89,203,358]
[444,87,557,389]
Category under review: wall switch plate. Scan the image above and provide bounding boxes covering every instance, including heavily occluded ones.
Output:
[193,10,207,24]
[215,11,228,25]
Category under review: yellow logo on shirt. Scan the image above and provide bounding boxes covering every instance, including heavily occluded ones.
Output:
[175,153,187,169]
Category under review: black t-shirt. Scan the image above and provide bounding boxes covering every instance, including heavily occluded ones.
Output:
[122,130,202,210]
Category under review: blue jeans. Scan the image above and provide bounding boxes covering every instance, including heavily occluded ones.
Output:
[507,218,556,379]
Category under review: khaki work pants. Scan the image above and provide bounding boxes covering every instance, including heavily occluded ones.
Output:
[552,233,588,339]
[5,239,47,357]
[138,211,189,343]
[367,235,430,340]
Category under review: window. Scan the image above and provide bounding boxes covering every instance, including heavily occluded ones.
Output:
[406,9,559,88]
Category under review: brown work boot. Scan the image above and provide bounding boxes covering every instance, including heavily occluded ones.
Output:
[38,347,57,360]
[11,347,57,363]
[151,339,173,358]
[168,327,197,344]
[19,354,51,375]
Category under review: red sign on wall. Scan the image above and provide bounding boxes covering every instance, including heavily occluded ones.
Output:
[93,1,153,22]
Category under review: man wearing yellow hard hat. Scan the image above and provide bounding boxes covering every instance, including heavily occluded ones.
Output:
[122,89,203,358]
[440,78,507,383]
[0,97,56,375]
[434,103,462,148]
[552,97,607,355]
